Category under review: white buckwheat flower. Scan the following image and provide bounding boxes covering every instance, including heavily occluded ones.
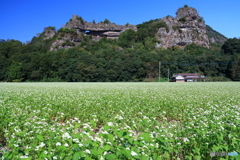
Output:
[85,149,91,154]
[56,142,61,146]
[183,138,189,142]
[107,122,113,126]
[62,132,71,139]
[20,155,28,158]
[131,151,138,156]
[39,142,45,147]
[14,144,19,147]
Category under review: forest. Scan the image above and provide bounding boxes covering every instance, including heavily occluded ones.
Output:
[0,19,240,82]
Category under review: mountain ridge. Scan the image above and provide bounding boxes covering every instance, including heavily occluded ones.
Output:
[38,5,227,50]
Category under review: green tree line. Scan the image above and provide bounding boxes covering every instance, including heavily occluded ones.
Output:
[0,20,239,82]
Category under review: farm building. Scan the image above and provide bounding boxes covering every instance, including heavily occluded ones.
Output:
[170,73,205,82]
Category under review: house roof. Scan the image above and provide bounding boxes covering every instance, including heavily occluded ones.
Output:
[178,73,200,76]
[171,73,205,79]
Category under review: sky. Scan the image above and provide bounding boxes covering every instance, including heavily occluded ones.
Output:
[1,0,240,43]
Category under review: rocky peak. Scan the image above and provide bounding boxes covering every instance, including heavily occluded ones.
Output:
[43,27,56,40]
[65,15,137,40]
[48,15,137,50]
[176,6,200,20]
[156,5,209,49]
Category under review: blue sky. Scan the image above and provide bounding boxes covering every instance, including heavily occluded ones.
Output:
[1,0,239,43]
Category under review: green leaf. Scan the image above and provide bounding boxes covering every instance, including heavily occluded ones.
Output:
[103,145,111,151]
[194,156,201,160]
[36,135,44,141]
[105,154,117,160]
[73,152,81,160]
[141,155,149,160]
[107,134,114,142]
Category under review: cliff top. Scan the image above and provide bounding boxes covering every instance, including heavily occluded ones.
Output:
[65,15,136,31]
[176,5,200,20]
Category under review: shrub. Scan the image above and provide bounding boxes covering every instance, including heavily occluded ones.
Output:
[172,25,178,31]
[198,18,203,22]
[103,19,111,24]
[76,16,84,24]
[44,26,56,31]
[178,17,187,23]
[62,40,75,46]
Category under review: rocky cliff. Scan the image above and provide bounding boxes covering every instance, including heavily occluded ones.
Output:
[44,15,137,50]
[41,5,226,50]
[206,25,227,44]
[156,6,209,48]
[65,15,137,40]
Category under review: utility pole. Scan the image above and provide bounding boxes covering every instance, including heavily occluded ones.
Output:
[168,68,170,82]
[159,62,161,82]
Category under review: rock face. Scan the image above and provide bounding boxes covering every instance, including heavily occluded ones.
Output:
[48,15,137,50]
[43,27,56,40]
[156,6,209,48]
[206,25,227,44]
[65,15,137,40]
[41,6,224,51]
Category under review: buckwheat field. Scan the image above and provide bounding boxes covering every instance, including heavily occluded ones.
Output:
[0,82,239,159]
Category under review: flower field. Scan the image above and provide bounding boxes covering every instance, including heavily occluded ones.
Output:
[0,82,240,160]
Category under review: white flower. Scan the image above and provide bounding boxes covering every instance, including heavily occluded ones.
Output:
[85,149,91,154]
[64,143,69,147]
[101,130,109,134]
[106,142,112,145]
[183,138,189,142]
[62,132,72,139]
[39,142,45,147]
[107,122,113,126]
[56,142,61,146]
[131,151,138,156]
[20,155,28,158]
[94,137,103,143]
[115,115,123,120]
[53,156,57,159]
[78,143,83,147]
[44,150,48,154]
[14,144,19,147]
[73,138,80,143]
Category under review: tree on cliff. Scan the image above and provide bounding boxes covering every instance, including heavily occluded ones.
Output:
[222,38,240,54]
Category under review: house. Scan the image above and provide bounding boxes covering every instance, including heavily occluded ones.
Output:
[170,75,185,82]
[170,73,205,82]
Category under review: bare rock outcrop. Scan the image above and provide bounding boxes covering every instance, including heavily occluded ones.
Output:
[49,15,137,50]
[156,6,209,48]
[43,27,56,40]
[65,15,137,39]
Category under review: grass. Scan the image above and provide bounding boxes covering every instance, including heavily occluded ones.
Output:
[0,82,239,159]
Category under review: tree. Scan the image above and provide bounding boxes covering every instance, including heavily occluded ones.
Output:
[118,29,137,48]
[103,19,111,24]
[7,62,23,81]
[222,38,240,54]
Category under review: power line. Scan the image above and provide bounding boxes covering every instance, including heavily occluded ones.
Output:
[161,61,240,66]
